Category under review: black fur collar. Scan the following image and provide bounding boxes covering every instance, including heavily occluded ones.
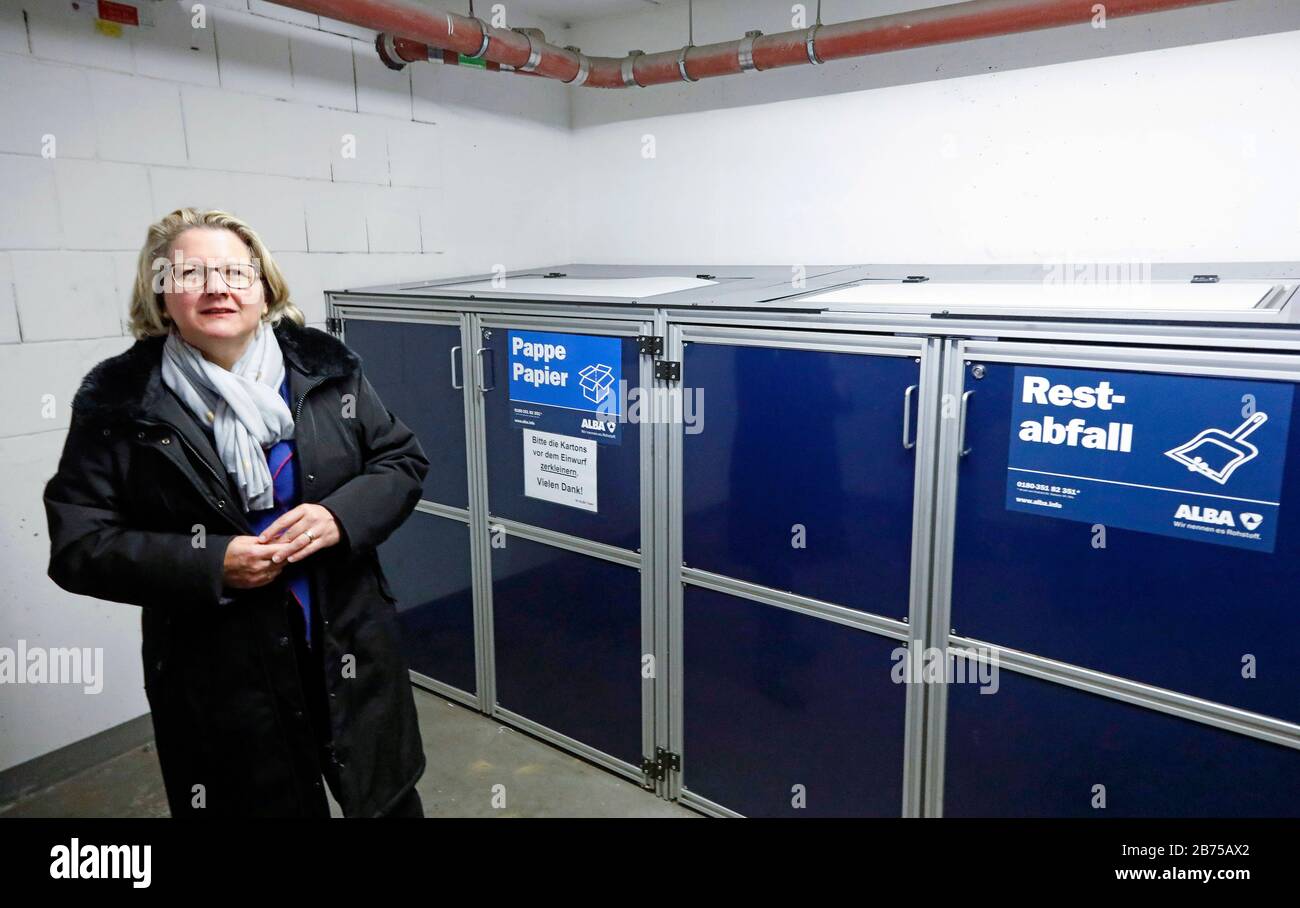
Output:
[71,320,360,427]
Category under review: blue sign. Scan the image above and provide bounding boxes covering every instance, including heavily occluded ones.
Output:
[1005,366,1292,552]
[508,330,623,445]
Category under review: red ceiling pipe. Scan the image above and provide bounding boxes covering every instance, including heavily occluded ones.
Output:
[763,0,1233,68]
[277,0,584,77]
[275,0,1234,89]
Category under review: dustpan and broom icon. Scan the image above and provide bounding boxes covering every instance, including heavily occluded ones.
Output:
[1164,411,1269,486]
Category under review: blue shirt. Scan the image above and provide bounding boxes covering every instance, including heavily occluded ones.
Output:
[246,378,314,647]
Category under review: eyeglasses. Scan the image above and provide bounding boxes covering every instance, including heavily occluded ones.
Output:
[168,261,260,292]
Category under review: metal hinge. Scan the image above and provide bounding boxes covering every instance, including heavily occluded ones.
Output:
[903,275,929,283]
[641,747,681,786]
[1192,274,1220,283]
[326,315,342,335]
[544,271,567,278]
[654,360,681,382]
[638,334,664,355]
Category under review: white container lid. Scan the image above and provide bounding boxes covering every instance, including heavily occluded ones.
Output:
[800,280,1283,312]
[431,275,718,298]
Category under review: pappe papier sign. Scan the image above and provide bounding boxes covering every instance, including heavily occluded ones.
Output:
[1005,365,1293,552]
[508,330,622,445]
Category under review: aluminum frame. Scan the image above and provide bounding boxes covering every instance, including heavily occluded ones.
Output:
[922,337,1300,818]
[329,306,484,711]
[474,312,660,786]
[664,324,938,817]
[660,307,1300,353]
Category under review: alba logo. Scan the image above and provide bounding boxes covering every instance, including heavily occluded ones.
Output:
[580,418,617,433]
[1240,512,1264,531]
[1174,504,1235,526]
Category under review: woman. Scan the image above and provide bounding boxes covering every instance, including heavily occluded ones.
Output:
[43,208,431,818]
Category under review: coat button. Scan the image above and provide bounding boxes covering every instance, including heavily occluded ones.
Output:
[102,428,110,437]
[137,431,145,440]
[161,437,170,445]
[216,499,225,508]
[306,474,315,482]
[279,635,290,647]
[155,659,164,672]
[293,709,305,720]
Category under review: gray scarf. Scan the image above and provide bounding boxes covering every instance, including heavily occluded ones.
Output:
[161,322,296,512]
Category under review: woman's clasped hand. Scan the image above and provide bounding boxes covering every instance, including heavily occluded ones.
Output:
[221,503,341,589]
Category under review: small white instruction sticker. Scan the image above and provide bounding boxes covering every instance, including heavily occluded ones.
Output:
[523,429,597,512]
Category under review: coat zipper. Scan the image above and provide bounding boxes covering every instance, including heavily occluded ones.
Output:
[294,377,325,422]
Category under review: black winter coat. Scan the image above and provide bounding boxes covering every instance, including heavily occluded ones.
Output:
[43,319,430,817]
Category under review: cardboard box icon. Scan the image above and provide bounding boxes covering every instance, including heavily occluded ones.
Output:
[579,363,615,404]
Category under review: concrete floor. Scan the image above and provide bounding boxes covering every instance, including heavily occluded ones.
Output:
[0,687,699,818]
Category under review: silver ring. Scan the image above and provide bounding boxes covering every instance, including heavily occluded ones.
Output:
[565,53,590,86]
[304,529,315,541]
[474,21,491,59]
[518,34,542,72]
[621,55,640,87]
[805,24,823,65]
[677,46,697,82]
[738,33,760,72]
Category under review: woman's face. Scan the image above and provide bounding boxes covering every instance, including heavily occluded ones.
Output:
[162,227,267,348]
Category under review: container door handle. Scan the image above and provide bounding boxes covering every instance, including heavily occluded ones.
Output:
[959,390,975,457]
[450,345,463,390]
[902,384,917,450]
[475,347,495,392]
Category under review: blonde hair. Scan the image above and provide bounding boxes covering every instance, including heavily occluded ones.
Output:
[128,207,304,339]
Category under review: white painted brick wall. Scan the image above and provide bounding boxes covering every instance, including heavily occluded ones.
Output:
[11,251,123,341]
[0,154,62,249]
[52,159,155,251]
[148,167,312,252]
[327,109,392,185]
[213,8,294,98]
[0,252,18,343]
[24,2,135,73]
[0,336,135,437]
[363,188,422,254]
[131,3,220,87]
[0,429,152,778]
[287,26,356,110]
[0,0,25,54]
[355,40,412,120]
[304,181,370,252]
[89,72,189,167]
[0,56,98,158]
